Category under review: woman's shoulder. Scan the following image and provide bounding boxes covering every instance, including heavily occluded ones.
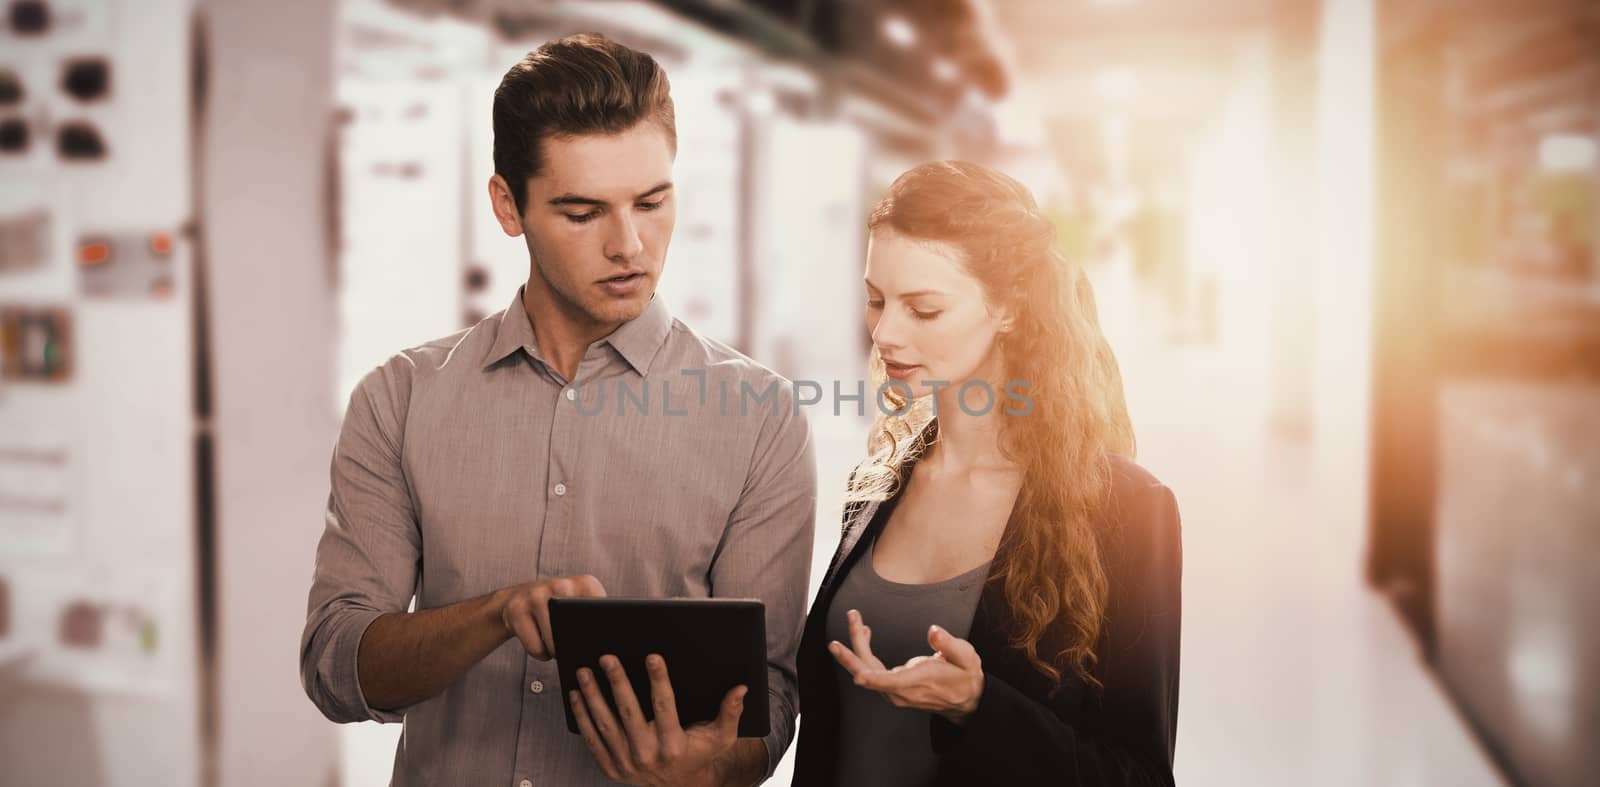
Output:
[1105,453,1168,499]
[1100,454,1181,560]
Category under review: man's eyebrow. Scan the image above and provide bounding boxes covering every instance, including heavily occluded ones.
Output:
[547,194,604,207]
[636,182,673,200]
[546,182,673,208]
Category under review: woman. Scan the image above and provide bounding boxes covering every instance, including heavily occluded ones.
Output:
[792,161,1181,786]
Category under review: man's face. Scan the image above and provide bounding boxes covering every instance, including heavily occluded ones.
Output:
[495,122,676,327]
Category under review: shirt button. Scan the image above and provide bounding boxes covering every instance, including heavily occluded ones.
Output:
[554,483,567,497]
[530,680,544,694]
[565,388,576,401]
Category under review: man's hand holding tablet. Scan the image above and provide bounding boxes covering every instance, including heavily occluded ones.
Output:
[547,598,771,787]
[570,651,747,786]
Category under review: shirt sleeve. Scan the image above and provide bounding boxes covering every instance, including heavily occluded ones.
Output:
[709,379,818,777]
[299,359,423,724]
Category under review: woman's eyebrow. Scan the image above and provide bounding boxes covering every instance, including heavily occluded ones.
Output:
[863,279,945,298]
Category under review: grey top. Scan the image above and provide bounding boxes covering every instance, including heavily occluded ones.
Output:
[827,533,992,787]
[299,287,817,786]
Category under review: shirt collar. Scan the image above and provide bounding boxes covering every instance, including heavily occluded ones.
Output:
[602,291,673,376]
[481,285,673,376]
[481,286,542,370]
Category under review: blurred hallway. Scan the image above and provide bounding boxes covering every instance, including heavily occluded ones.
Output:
[4,0,1595,785]
[1114,331,1507,787]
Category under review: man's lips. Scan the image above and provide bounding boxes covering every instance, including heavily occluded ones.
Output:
[598,272,647,297]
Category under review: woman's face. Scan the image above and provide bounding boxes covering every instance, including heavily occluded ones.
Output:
[864,229,1009,399]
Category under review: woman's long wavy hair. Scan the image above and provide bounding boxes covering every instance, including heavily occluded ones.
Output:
[849,160,1136,690]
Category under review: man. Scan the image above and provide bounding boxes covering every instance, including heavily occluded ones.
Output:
[300,34,816,787]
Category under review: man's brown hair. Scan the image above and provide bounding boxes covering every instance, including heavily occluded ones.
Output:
[493,33,676,216]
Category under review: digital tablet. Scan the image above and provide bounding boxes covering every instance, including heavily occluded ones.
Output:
[548,597,769,738]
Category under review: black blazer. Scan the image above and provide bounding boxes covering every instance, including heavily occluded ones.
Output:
[791,435,1182,787]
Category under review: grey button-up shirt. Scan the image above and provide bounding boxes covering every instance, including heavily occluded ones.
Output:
[300,288,817,786]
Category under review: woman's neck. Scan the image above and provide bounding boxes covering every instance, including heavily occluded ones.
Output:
[926,352,1018,475]
[926,399,1013,477]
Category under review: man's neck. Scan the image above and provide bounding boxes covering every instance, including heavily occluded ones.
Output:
[521,283,619,382]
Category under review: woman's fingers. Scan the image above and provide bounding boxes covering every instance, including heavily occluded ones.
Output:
[828,639,869,680]
[855,652,965,710]
[836,616,980,716]
[846,609,885,671]
[859,661,926,693]
[927,625,981,671]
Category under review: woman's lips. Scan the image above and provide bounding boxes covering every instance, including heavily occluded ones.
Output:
[883,360,921,381]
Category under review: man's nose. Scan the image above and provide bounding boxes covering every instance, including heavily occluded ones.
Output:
[605,212,644,261]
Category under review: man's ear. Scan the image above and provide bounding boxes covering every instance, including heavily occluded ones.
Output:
[488,174,525,238]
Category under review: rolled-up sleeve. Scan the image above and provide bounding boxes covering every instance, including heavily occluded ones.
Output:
[709,380,817,777]
[300,359,422,724]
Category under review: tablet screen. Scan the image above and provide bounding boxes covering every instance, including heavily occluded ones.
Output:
[549,597,770,738]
